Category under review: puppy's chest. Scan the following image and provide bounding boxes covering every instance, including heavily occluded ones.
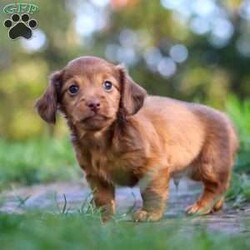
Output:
[84,148,145,186]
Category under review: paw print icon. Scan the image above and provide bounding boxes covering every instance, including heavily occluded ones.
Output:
[4,13,38,39]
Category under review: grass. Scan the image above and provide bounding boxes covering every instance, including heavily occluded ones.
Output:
[0,212,249,250]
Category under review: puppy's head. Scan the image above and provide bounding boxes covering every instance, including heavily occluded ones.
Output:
[36,56,147,131]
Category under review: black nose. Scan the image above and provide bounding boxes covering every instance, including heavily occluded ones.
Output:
[86,100,100,112]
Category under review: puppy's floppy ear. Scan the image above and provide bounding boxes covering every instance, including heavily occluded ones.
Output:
[35,71,62,124]
[117,65,147,116]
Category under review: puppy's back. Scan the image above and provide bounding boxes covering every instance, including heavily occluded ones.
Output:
[190,101,239,160]
[136,96,238,171]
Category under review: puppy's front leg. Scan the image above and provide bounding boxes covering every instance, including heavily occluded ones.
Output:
[134,169,170,222]
[86,174,115,222]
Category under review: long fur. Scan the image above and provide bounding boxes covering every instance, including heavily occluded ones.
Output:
[36,56,238,222]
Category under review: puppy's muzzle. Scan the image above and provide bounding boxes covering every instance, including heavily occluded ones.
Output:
[86,99,100,113]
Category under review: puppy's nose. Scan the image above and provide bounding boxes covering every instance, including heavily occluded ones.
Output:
[86,100,100,112]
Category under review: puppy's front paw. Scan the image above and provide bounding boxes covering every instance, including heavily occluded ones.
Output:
[133,209,163,222]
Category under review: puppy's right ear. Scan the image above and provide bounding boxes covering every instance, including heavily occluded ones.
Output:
[35,71,62,124]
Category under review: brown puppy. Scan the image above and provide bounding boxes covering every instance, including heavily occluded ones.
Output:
[36,56,238,222]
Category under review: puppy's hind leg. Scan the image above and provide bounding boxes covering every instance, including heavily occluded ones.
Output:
[211,170,232,212]
[186,145,232,215]
[186,175,227,215]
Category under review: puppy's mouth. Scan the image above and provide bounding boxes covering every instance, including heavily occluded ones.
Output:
[80,114,110,123]
[78,113,114,131]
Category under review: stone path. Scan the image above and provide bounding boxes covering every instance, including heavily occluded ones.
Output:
[1,178,250,234]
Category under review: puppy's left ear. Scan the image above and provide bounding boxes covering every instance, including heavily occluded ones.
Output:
[117,65,147,116]
[35,71,63,124]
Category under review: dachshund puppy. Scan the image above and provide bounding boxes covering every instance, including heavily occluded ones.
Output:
[36,56,238,222]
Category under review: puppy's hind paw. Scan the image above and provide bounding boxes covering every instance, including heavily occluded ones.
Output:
[185,203,212,216]
[133,209,163,222]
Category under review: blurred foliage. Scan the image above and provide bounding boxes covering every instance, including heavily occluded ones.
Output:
[0,136,79,188]
[225,96,250,203]
[226,96,250,173]
[0,0,249,139]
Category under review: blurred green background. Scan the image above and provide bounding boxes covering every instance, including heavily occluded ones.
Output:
[0,0,249,189]
[0,1,250,248]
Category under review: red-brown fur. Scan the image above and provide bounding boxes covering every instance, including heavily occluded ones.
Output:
[36,56,238,221]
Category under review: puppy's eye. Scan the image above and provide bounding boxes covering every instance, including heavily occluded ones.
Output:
[68,85,79,95]
[103,81,113,92]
